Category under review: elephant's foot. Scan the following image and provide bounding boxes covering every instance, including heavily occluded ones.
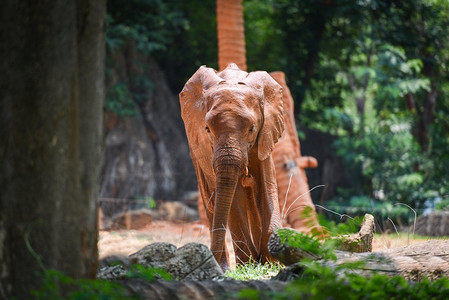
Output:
[268,214,375,266]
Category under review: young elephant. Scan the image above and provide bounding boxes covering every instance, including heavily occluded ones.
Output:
[179,63,284,269]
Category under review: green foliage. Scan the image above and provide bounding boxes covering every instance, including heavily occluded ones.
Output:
[145,196,156,209]
[32,265,171,299]
[126,264,172,281]
[104,82,141,117]
[105,0,187,117]
[436,199,449,211]
[269,0,449,217]
[106,0,188,55]
[230,223,449,299]
[276,229,338,261]
[332,116,443,211]
[374,45,430,113]
[31,269,136,300]
[272,270,449,300]
[317,214,364,237]
[153,0,218,92]
[232,226,449,299]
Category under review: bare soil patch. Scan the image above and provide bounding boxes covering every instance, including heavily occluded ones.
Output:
[98,220,446,267]
[99,220,210,258]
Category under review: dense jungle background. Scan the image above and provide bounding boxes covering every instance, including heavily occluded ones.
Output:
[102,0,449,228]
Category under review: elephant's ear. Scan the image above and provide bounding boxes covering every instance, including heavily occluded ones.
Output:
[179,66,222,174]
[244,71,285,161]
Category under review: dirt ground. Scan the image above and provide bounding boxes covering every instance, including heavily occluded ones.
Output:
[98,220,211,259]
[98,219,437,268]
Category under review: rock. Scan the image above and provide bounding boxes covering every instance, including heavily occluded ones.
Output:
[414,210,449,237]
[103,201,199,230]
[100,115,158,219]
[105,208,155,230]
[130,242,178,264]
[97,242,223,281]
[181,190,200,208]
[157,201,199,223]
[100,47,197,219]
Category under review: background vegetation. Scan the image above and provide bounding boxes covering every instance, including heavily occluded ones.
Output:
[105,0,449,224]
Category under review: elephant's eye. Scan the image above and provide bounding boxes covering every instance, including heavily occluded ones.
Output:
[249,125,256,133]
[205,126,210,133]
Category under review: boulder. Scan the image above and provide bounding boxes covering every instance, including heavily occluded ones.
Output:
[157,201,199,223]
[105,209,154,230]
[100,45,197,218]
[414,211,449,237]
[97,242,223,281]
[103,201,199,230]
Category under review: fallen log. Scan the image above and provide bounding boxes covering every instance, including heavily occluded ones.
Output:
[121,278,287,300]
[273,239,449,282]
[268,213,375,265]
[118,240,449,299]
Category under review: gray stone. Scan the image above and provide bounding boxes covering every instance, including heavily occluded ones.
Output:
[97,242,223,281]
[414,210,449,237]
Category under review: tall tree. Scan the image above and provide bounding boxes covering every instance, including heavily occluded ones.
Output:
[217,0,247,71]
[0,0,105,298]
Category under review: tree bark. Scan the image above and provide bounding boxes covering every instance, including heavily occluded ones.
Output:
[122,278,287,300]
[273,239,449,282]
[216,0,246,71]
[0,1,105,298]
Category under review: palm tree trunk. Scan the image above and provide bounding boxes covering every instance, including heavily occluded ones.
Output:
[216,0,246,71]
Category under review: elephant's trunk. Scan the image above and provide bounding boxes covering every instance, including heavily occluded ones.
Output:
[211,155,242,270]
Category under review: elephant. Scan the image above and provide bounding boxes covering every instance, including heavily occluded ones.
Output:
[179,63,284,269]
[197,72,325,237]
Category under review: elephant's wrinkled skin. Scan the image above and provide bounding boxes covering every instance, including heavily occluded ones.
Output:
[180,64,284,269]
[197,72,325,237]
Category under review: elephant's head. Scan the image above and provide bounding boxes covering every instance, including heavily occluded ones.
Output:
[180,63,284,268]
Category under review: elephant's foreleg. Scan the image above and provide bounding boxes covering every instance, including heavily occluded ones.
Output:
[229,187,259,264]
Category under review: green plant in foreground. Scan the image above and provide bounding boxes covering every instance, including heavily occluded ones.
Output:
[126,264,172,281]
[32,265,171,300]
[233,250,449,299]
[235,228,449,299]
[31,269,135,300]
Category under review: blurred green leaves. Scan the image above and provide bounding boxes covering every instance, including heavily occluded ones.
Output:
[105,0,187,117]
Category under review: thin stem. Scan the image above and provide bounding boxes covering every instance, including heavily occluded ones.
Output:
[394,203,416,238]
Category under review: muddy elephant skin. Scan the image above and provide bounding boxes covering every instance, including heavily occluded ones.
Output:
[198,72,324,237]
[180,63,284,269]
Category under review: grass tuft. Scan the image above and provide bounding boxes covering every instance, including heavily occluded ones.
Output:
[225,259,283,280]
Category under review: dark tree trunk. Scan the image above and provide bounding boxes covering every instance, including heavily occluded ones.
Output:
[415,81,437,152]
[413,51,437,152]
[0,1,105,298]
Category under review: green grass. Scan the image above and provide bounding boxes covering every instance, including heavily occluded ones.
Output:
[225,259,283,280]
